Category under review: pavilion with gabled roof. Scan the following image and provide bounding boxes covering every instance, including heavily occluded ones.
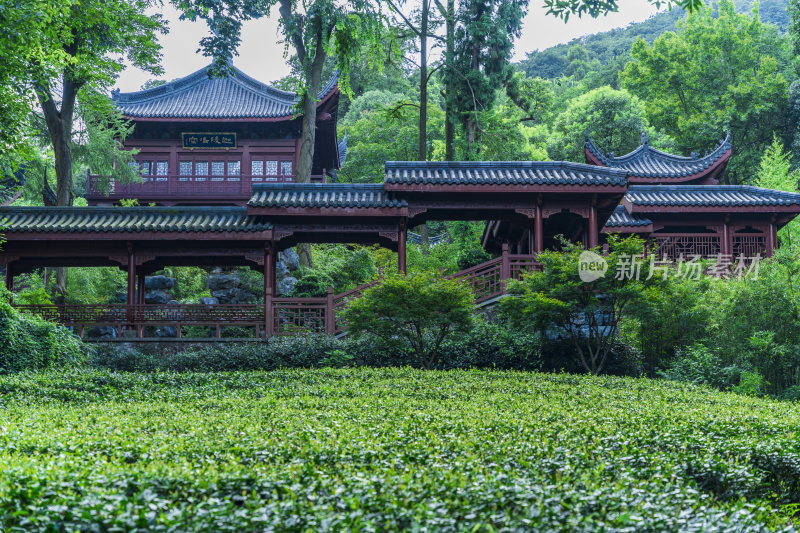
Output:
[585,131,732,185]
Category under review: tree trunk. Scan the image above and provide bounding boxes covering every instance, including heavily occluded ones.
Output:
[444,0,455,162]
[418,0,430,253]
[293,26,327,269]
[35,75,80,304]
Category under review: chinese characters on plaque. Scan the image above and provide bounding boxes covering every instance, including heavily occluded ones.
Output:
[181,132,237,150]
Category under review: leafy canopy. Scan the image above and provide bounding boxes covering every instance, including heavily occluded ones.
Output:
[620,0,789,183]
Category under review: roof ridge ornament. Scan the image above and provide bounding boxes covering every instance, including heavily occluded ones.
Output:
[641,131,649,145]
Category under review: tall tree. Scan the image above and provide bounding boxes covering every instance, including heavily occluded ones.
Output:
[790,0,800,76]
[451,0,527,155]
[620,0,790,182]
[0,1,71,169]
[27,0,165,206]
[13,0,164,301]
[179,0,392,266]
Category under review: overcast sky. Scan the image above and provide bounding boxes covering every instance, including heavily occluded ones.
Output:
[115,0,663,93]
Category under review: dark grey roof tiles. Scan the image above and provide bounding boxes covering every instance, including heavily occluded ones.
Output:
[113,65,338,119]
[384,161,628,186]
[604,205,652,228]
[0,206,271,233]
[626,185,800,207]
[248,183,407,209]
[586,132,731,179]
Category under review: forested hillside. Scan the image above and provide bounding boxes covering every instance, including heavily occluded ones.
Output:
[517,0,791,81]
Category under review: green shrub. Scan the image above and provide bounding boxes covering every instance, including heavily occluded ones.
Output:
[733,370,768,397]
[0,298,87,373]
[292,270,333,297]
[456,247,491,270]
[658,344,727,387]
[501,235,657,375]
[344,272,475,369]
[438,320,542,370]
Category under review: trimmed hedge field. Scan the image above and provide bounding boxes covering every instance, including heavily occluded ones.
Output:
[0,368,798,531]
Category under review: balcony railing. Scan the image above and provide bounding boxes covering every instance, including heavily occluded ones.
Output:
[86,172,326,202]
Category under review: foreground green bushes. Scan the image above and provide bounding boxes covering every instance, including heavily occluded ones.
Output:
[0,297,86,373]
[92,321,542,372]
[0,368,797,530]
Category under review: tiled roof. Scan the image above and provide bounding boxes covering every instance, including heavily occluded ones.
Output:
[112,65,338,119]
[586,132,731,179]
[604,205,652,228]
[248,183,407,209]
[384,161,628,186]
[625,185,800,207]
[0,206,271,233]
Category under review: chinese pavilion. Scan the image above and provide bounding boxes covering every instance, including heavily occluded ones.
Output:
[2,64,800,339]
[86,64,344,205]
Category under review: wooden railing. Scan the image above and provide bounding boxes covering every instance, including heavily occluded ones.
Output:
[447,249,541,304]
[14,252,541,339]
[85,172,327,202]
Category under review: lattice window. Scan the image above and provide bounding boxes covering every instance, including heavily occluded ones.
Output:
[251,160,264,176]
[211,161,225,181]
[195,161,209,181]
[139,161,152,175]
[265,160,279,181]
[653,235,720,261]
[732,235,766,258]
[281,160,293,177]
[155,161,168,181]
[227,161,241,180]
[179,161,193,176]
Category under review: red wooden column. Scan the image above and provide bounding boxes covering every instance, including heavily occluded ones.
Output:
[325,286,335,335]
[126,247,136,306]
[398,221,407,274]
[588,199,599,249]
[264,244,275,336]
[768,221,776,257]
[501,243,511,280]
[4,265,13,293]
[137,271,146,306]
[534,204,544,254]
[527,227,535,255]
[722,218,730,256]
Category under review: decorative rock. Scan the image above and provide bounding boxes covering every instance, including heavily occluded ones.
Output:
[211,288,254,304]
[206,273,241,291]
[145,290,171,304]
[276,260,290,279]
[145,275,176,290]
[199,296,219,305]
[154,326,178,338]
[277,276,297,296]
[86,326,118,339]
[281,248,300,271]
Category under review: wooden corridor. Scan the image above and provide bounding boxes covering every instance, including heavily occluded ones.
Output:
[13,246,540,341]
